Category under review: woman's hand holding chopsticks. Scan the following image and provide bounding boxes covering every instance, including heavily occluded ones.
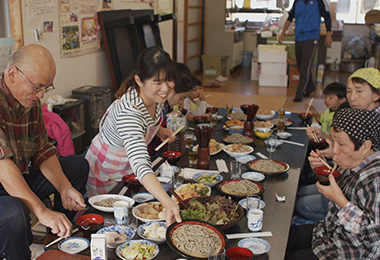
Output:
[155,126,184,151]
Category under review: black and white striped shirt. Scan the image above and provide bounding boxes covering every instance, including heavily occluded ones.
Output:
[100,88,163,180]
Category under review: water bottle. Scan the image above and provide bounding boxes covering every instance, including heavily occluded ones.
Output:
[167,105,186,155]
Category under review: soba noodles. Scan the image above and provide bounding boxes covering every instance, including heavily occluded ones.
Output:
[172,224,222,258]
[224,133,252,144]
[93,197,119,207]
[221,180,260,196]
[250,159,285,173]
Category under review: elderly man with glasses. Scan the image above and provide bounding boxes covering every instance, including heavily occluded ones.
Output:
[0,44,89,259]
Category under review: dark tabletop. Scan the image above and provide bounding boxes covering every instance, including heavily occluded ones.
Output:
[46,109,309,260]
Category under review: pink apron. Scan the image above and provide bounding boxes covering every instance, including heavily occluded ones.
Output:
[86,98,162,196]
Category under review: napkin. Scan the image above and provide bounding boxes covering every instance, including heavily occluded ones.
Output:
[216,159,229,173]
[256,152,268,159]
[181,168,219,180]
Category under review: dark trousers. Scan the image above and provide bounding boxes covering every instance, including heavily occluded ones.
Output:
[295,40,318,98]
[0,155,89,260]
[285,224,318,260]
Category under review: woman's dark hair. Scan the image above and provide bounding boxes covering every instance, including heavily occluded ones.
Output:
[323,82,347,99]
[192,76,203,87]
[115,47,177,99]
[351,77,380,103]
[174,63,193,94]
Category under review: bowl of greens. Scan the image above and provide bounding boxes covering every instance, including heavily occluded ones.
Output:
[180,195,244,230]
[193,172,223,187]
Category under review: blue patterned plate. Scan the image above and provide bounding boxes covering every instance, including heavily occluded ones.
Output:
[96,225,136,248]
[238,238,271,255]
[241,172,265,182]
[132,192,155,203]
[238,198,266,210]
[116,239,159,260]
[137,221,167,244]
[58,237,89,254]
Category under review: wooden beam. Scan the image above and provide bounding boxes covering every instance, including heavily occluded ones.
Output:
[9,0,24,50]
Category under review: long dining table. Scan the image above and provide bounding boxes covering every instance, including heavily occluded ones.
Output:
[44,108,310,260]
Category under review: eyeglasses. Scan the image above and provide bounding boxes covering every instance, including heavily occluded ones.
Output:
[15,66,55,94]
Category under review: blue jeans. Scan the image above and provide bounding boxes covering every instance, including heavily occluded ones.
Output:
[295,184,329,222]
[0,155,89,260]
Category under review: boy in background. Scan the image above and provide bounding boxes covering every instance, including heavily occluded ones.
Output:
[304,82,347,136]
[183,76,212,121]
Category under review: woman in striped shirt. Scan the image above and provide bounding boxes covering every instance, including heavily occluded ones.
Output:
[85,47,181,225]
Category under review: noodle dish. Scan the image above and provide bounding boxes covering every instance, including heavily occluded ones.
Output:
[216,179,264,199]
[167,220,229,259]
[89,194,135,212]
[223,133,255,144]
[248,159,290,175]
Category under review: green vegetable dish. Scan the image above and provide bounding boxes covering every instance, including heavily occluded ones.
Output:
[180,196,240,225]
[120,243,156,260]
[197,175,218,183]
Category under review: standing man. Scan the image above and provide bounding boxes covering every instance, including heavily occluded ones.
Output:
[279,0,332,102]
[0,44,89,259]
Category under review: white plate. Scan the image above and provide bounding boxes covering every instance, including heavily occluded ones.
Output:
[217,115,223,121]
[255,110,276,120]
[235,155,256,164]
[89,194,135,213]
[241,171,265,182]
[58,237,89,254]
[238,198,266,210]
[223,144,254,158]
[238,238,271,255]
[132,193,155,203]
[275,131,292,139]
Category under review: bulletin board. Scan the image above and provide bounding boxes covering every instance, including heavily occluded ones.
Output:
[58,0,102,58]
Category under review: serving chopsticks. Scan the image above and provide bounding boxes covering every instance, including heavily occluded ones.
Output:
[45,228,79,248]
[169,188,188,209]
[155,125,185,151]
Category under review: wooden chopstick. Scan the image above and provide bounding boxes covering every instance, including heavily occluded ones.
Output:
[307,124,319,142]
[318,156,332,170]
[45,228,79,248]
[169,188,188,209]
[331,163,337,173]
[305,98,314,116]
[155,126,185,151]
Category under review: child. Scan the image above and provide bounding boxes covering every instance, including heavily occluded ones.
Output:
[183,76,212,121]
[305,82,347,137]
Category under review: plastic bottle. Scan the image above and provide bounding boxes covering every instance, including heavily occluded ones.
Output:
[316,64,324,83]
[166,105,186,155]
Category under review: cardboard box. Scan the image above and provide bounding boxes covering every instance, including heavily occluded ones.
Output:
[202,55,229,76]
[91,234,107,260]
[260,62,287,75]
[259,74,288,87]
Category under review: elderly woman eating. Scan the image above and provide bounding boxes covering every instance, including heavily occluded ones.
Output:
[286,108,380,259]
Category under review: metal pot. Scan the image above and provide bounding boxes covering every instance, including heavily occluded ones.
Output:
[341,60,364,73]
[327,63,340,72]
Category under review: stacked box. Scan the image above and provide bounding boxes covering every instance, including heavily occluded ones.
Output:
[258,44,288,87]
[201,55,229,76]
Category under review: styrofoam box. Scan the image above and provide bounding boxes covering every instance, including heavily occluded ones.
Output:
[259,74,288,87]
[258,44,286,52]
[258,51,287,63]
[260,62,287,75]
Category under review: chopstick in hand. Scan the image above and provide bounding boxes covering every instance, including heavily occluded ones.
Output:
[169,188,188,209]
[45,228,79,248]
[305,98,314,116]
[155,126,185,151]
[331,163,337,173]
[317,156,332,170]
[307,124,319,142]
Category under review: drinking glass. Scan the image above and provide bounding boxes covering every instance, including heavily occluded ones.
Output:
[185,132,195,148]
[246,195,261,212]
[208,247,226,260]
[189,145,197,165]
[126,206,138,233]
[230,160,242,180]
[266,135,278,159]
[226,105,233,115]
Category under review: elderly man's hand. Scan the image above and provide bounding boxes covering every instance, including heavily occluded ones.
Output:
[60,187,86,212]
[37,208,73,238]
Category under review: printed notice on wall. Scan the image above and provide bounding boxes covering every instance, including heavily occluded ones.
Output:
[24,0,56,40]
[0,38,15,73]
[59,0,102,58]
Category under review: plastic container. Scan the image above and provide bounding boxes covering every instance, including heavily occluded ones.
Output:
[167,105,186,155]
[242,51,253,67]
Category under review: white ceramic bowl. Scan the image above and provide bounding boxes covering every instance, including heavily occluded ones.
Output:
[276,131,292,139]
[96,225,136,248]
[132,202,165,223]
[235,155,256,164]
[192,172,223,187]
[137,222,167,244]
[223,144,254,158]
[256,111,276,120]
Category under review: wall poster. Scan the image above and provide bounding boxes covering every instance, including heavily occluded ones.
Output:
[59,0,103,58]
